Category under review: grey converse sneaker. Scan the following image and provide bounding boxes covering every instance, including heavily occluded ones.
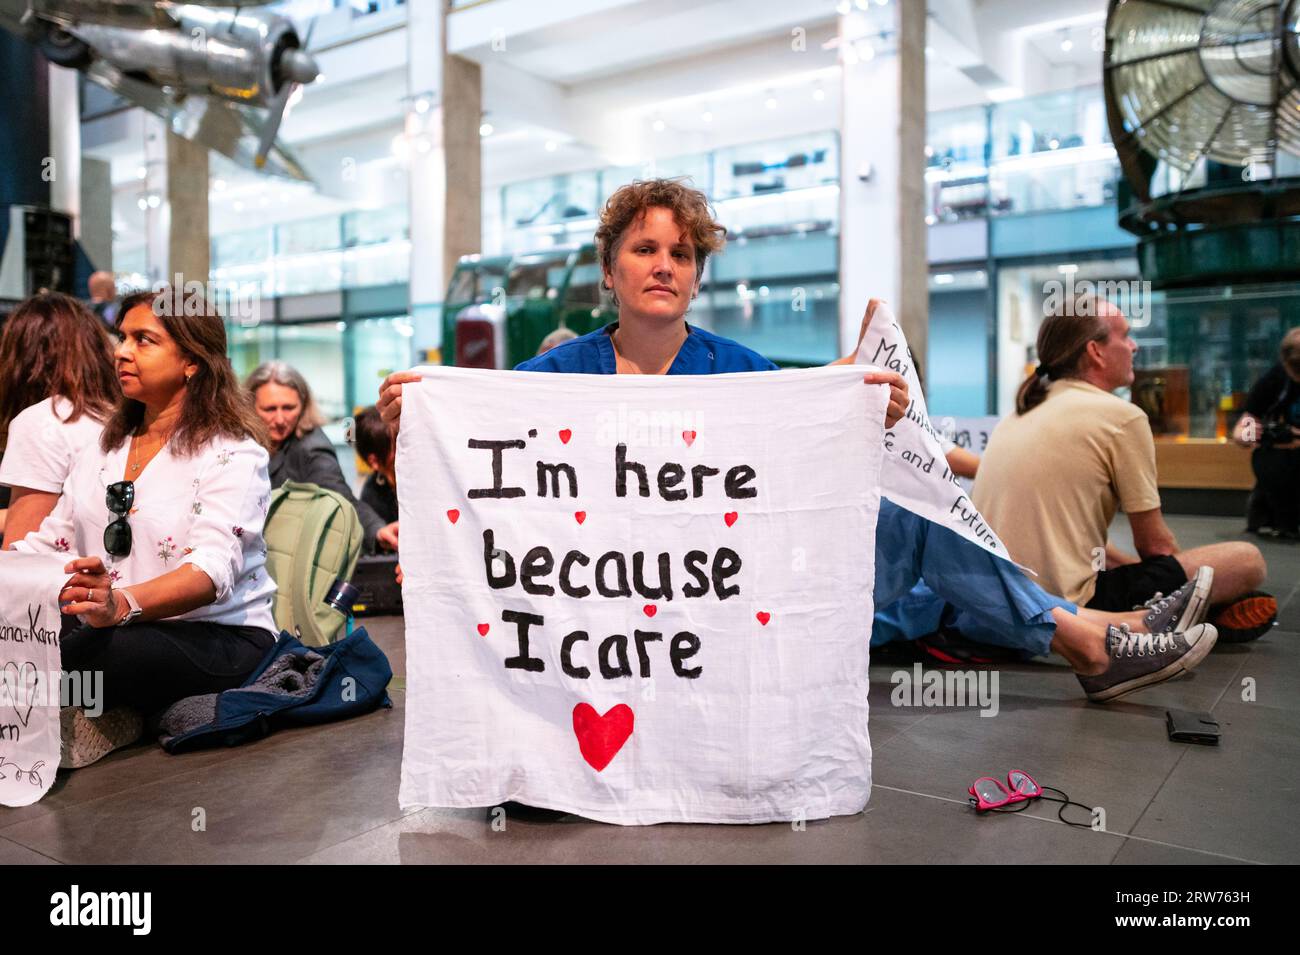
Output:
[1077,623,1218,703]
[1141,565,1213,634]
[60,706,143,769]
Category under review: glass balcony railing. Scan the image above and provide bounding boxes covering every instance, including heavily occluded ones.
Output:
[927,85,1121,223]
[210,207,410,299]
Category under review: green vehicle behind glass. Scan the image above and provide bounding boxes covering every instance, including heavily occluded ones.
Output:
[442,244,613,368]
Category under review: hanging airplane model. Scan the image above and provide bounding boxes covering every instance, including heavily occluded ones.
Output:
[0,0,321,180]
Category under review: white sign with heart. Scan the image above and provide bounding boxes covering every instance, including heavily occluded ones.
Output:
[0,551,67,806]
[398,365,884,824]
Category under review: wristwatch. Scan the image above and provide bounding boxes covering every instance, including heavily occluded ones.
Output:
[115,587,143,626]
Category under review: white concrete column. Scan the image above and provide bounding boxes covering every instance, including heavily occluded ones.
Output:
[166,130,210,287]
[138,114,209,288]
[407,0,482,357]
[47,64,81,238]
[838,0,927,367]
[141,115,170,287]
[407,0,446,353]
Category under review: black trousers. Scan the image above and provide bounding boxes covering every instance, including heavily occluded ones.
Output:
[1249,446,1300,533]
[61,619,276,717]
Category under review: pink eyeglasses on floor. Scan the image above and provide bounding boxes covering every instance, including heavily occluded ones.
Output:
[969,770,1042,811]
[967,769,1097,828]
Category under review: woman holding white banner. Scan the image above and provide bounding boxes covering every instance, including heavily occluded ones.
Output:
[381,178,1217,703]
[8,288,277,767]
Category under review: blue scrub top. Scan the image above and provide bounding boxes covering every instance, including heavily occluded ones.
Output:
[515,322,778,375]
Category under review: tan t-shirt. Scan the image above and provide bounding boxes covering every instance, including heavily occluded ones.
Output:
[971,379,1162,605]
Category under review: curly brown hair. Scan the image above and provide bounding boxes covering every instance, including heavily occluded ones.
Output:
[101,288,269,456]
[0,292,118,450]
[594,178,727,302]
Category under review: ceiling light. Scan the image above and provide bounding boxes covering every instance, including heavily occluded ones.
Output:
[136,196,148,211]
[836,1,851,14]
[479,122,494,137]
[701,110,713,122]
[813,87,826,102]
[764,96,778,110]
[544,140,558,152]
[1060,38,1074,52]
[213,178,227,192]
[146,194,161,209]
[652,118,666,132]
[414,97,430,114]
[136,165,147,180]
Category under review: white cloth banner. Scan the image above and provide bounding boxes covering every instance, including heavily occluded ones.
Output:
[0,552,66,806]
[398,365,885,824]
[855,301,1013,562]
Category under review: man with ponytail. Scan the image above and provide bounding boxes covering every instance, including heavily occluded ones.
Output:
[973,293,1276,644]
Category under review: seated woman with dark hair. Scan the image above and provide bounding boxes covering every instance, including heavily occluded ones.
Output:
[245,361,396,553]
[11,289,277,767]
[0,293,120,547]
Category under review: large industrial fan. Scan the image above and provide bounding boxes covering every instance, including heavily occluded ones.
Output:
[1104,0,1300,285]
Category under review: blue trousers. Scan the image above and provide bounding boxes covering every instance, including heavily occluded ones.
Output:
[872,499,1074,658]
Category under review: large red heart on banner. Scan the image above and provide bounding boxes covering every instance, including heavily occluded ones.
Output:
[572,703,635,772]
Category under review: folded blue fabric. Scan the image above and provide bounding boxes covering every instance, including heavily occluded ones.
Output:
[158,625,392,753]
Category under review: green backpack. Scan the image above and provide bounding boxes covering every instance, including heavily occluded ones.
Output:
[263,480,363,647]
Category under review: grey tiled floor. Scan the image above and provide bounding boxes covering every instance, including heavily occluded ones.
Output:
[3,516,1295,864]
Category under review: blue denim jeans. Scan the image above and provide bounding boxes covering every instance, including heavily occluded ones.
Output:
[872,498,1074,658]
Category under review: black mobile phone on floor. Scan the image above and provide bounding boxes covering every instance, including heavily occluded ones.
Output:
[1166,709,1221,745]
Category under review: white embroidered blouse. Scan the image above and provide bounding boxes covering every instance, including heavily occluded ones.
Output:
[12,433,277,633]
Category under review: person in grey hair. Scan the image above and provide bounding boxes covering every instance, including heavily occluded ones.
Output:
[537,326,579,356]
[245,361,396,554]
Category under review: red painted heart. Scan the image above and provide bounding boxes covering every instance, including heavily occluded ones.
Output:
[477,623,490,637]
[756,612,771,626]
[724,512,738,527]
[572,703,635,772]
[682,430,697,447]
[643,605,657,617]
[559,429,572,444]
[446,509,460,524]
[575,511,586,525]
